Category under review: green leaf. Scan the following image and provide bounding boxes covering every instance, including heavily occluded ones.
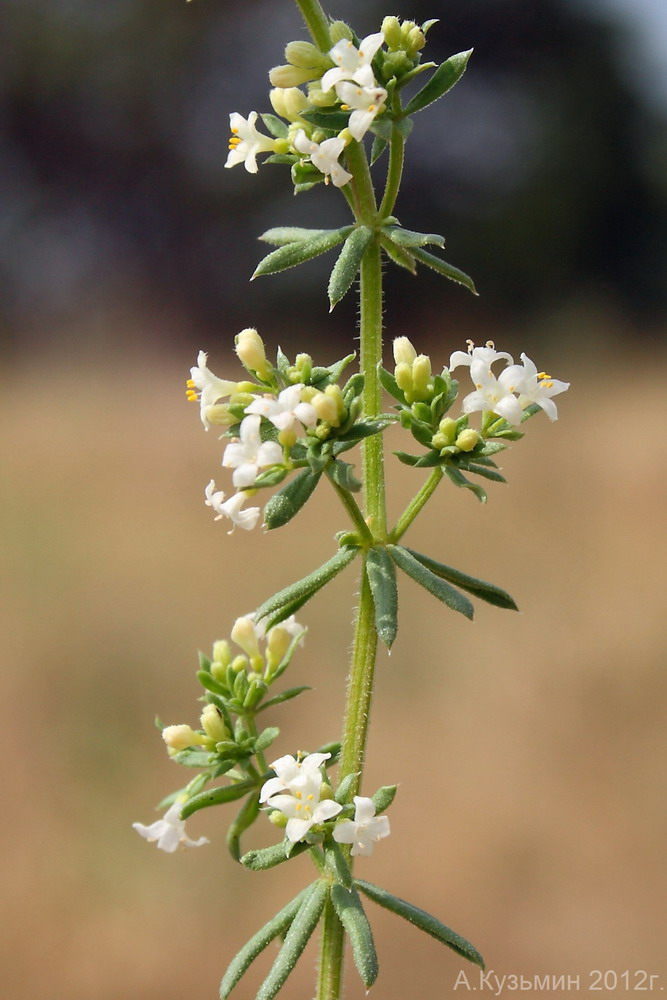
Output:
[226,793,261,862]
[411,246,478,294]
[334,772,360,805]
[404,49,473,115]
[180,779,256,819]
[256,686,311,713]
[403,549,518,610]
[387,544,473,620]
[219,886,311,999]
[380,234,418,273]
[253,227,353,278]
[254,547,359,625]
[366,548,399,648]
[263,153,297,165]
[371,784,397,815]
[331,884,379,988]
[196,670,227,696]
[259,227,335,246]
[172,749,214,769]
[394,449,442,468]
[260,113,288,138]
[370,134,388,164]
[257,881,328,1000]
[333,419,390,449]
[241,839,310,871]
[455,460,506,483]
[378,364,407,403]
[299,108,351,131]
[383,226,445,249]
[328,226,374,310]
[355,879,485,969]
[263,468,323,530]
[329,459,362,493]
[444,464,487,503]
[255,726,280,753]
[320,352,356,386]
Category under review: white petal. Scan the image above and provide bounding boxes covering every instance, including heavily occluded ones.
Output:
[332,820,356,845]
[352,796,376,824]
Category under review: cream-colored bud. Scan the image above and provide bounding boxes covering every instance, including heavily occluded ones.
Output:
[162,724,207,751]
[269,88,288,118]
[300,385,318,403]
[231,654,249,674]
[270,87,308,121]
[285,40,323,69]
[329,20,353,44]
[411,354,433,397]
[278,427,297,448]
[382,16,403,49]
[455,429,481,452]
[231,616,261,661]
[307,83,338,107]
[266,625,292,667]
[406,26,426,54]
[337,127,353,146]
[269,64,317,88]
[437,417,457,445]
[400,20,417,38]
[393,336,417,366]
[319,784,334,800]
[269,809,288,828]
[235,327,270,379]
[200,704,227,743]
[205,403,237,427]
[324,384,344,425]
[294,353,313,381]
[311,390,339,425]
[212,639,231,668]
[394,361,413,394]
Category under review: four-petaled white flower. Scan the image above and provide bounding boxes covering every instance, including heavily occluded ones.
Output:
[259,751,332,802]
[204,480,260,532]
[222,414,283,488]
[462,358,527,425]
[321,33,385,92]
[246,384,317,437]
[333,795,390,857]
[515,353,570,421]
[293,130,352,188]
[133,799,209,853]
[448,340,514,372]
[260,752,342,843]
[187,350,237,429]
[335,81,387,141]
[225,112,276,174]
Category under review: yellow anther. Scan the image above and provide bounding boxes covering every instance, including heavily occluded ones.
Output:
[186,378,196,388]
[295,790,302,799]
[537,371,551,380]
[341,104,350,111]
[231,127,238,135]
[486,340,495,349]
[307,794,314,801]
[369,104,376,112]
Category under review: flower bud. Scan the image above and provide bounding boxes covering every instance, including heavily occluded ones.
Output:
[235,328,270,380]
[162,724,208,751]
[393,336,417,366]
[455,428,481,452]
[437,417,457,445]
[294,353,313,382]
[266,625,292,667]
[311,390,339,425]
[232,654,249,674]
[394,361,413,395]
[285,40,324,69]
[382,50,413,78]
[307,82,338,107]
[329,20,353,44]
[411,354,433,398]
[269,64,317,88]
[382,16,403,50]
[324,384,344,425]
[231,616,261,662]
[269,809,288,828]
[200,704,227,743]
[205,403,237,427]
[272,86,308,122]
[212,639,231,667]
[406,26,426,54]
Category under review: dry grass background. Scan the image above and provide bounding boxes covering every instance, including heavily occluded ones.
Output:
[1,343,665,999]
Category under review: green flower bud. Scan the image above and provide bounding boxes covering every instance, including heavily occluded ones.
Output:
[329,20,353,44]
[269,64,318,88]
[437,417,458,445]
[200,704,227,744]
[231,654,249,674]
[312,390,339,425]
[455,428,481,452]
[400,20,417,38]
[382,16,403,50]
[406,26,426,54]
[205,403,237,427]
[307,83,338,107]
[269,809,288,828]
[411,354,433,398]
[382,50,413,78]
[235,328,270,380]
[285,40,324,69]
[231,616,261,661]
[324,384,344,426]
[294,353,313,382]
[212,639,231,666]
[394,361,413,395]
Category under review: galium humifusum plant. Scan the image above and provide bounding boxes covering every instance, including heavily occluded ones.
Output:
[134,2,570,997]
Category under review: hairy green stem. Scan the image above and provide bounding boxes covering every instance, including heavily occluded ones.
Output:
[316,895,345,1000]
[325,471,374,544]
[294,0,331,51]
[390,467,443,542]
[379,121,406,219]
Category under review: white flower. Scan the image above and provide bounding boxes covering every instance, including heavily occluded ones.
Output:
[448,340,514,372]
[260,752,342,843]
[461,359,526,425]
[246,384,317,437]
[321,33,385,92]
[133,799,209,853]
[333,795,390,857]
[335,81,387,140]
[204,480,260,532]
[187,351,237,430]
[221,414,283,488]
[515,353,570,421]
[293,130,352,188]
[225,112,276,173]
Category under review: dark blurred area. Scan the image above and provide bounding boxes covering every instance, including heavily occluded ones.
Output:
[2,0,666,360]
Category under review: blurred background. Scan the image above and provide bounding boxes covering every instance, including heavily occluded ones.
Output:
[1,0,665,998]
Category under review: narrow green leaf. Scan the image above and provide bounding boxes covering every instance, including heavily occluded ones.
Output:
[241,839,310,871]
[333,419,389,446]
[255,726,280,753]
[324,840,353,888]
[334,772,360,805]
[456,461,506,483]
[256,686,311,713]
[196,670,227,696]
[444,464,487,502]
[379,234,417,273]
[329,459,362,493]
[263,153,297,165]
[387,544,474,620]
[255,547,359,624]
[253,227,353,278]
[331,884,379,988]
[299,108,351,131]
[219,886,311,999]
[411,246,478,294]
[226,793,261,862]
[180,779,256,819]
[356,879,485,968]
[172,749,214,769]
[257,881,328,1000]
[370,134,388,164]
[371,784,397,815]
[366,547,399,648]
[403,549,518,610]
[264,468,322,530]
[319,352,356,386]
[378,365,407,403]
[383,226,445,249]
[328,226,374,310]
[404,49,473,115]
[259,227,335,246]
[260,113,288,138]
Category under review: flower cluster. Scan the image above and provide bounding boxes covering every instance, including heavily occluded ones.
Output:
[224,18,430,189]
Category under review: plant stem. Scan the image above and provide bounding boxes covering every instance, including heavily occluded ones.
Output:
[325,470,374,544]
[390,467,443,542]
[294,0,331,51]
[379,120,406,220]
[316,895,345,1000]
